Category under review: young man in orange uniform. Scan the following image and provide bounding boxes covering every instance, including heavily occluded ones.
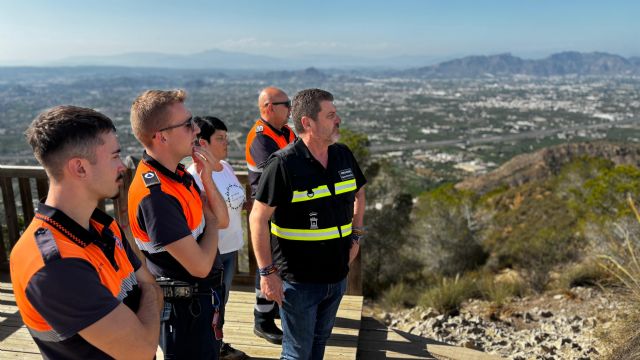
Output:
[11,105,163,360]
[128,89,229,359]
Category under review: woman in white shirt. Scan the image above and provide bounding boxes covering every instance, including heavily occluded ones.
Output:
[188,116,247,360]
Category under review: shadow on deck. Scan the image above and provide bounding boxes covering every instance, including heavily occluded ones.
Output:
[0,273,364,360]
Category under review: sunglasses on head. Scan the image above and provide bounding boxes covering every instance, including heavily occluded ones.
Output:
[158,116,194,132]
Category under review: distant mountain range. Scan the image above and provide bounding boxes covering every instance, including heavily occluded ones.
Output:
[49,49,286,69]
[5,50,640,77]
[403,51,640,78]
[45,49,447,70]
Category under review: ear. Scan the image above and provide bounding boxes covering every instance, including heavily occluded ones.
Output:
[198,138,208,147]
[67,158,88,179]
[152,132,166,145]
[301,116,312,130]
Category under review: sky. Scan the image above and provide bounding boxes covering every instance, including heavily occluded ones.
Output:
[1,0,639,65]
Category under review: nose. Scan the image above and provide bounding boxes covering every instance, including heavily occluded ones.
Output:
[193,122,201,135]
[117,158,126,172]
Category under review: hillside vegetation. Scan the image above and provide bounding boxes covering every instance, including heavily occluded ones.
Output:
[361,141,640,310]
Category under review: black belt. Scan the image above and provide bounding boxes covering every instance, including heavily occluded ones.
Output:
[156,273,223,299]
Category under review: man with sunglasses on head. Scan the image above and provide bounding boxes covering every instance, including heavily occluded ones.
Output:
[128,89,229,359]
[245,86,295,344]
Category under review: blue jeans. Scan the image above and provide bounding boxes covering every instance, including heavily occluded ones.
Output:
[280,278,347,360]
[220,251,237,304]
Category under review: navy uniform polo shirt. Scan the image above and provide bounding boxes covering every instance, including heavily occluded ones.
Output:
[255,139,366,283]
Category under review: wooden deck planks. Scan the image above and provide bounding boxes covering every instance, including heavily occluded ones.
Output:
[0,279,362,360]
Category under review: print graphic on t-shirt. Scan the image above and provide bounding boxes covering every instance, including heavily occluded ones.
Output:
[225,183,245,210]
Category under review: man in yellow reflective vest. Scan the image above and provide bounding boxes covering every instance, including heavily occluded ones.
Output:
[250,88,366,359]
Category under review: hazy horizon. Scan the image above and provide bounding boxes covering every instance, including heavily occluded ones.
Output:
[1,0,639,66]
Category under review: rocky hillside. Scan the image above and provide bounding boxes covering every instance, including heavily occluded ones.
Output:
[456,141,640,194]
[375,286,628,359]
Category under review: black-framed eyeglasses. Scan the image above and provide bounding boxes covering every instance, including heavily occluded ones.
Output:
[269,100,291,109]
[158,116,194,132]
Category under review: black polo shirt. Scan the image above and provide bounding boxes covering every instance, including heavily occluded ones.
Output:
[14,204,141,360]
[248,119,295,197]
[255,139,366,283]
[132,152,223,284]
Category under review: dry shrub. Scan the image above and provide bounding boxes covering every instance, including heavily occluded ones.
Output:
[558,259,613,290]
[419,274,479,315]
[477,270,527,306]
[599,196,640,359]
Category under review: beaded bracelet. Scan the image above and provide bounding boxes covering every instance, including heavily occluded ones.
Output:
[259,263,278,276]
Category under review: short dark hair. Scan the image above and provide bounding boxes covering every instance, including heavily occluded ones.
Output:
[194,116,227,143]
[25,105,116,180]
[291,88,334,133]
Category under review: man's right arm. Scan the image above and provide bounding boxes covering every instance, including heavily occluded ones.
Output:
[249,200,282,305]
[79,294,161,359]
[163,203,219,278]
[26,259,162,359]
[138,191,219,278]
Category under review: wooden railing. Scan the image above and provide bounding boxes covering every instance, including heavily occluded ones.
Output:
[0,160,362,295]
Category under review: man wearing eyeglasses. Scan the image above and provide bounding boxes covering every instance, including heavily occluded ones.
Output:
[128,89,229,359]
[245,86,296,344]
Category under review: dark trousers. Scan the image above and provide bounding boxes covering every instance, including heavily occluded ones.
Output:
[160,284,225,359]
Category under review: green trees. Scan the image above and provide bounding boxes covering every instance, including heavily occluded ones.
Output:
[363,193,418,296]
[411,184,487,276]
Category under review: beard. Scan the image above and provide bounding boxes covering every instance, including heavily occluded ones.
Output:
[330,126,340,144]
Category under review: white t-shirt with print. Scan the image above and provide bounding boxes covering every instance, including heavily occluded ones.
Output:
[188,160,245,254]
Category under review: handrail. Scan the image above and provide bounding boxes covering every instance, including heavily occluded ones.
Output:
[0,161,362,294]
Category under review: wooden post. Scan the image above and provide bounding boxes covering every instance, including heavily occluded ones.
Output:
[347,251,363,296]
[35,178,48,200]
[18,178,35,224]
[117,157,143,260]
[0,177,18,262]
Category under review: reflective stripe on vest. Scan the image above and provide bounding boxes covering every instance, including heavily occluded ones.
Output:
[28,327,66,342]
[247,163,263,173]
[135,237,165,254]
[334,179,357,195]
[290,179,357,203]
[135,214,205,254]
[271,222,352,241]
[291,185,332,203]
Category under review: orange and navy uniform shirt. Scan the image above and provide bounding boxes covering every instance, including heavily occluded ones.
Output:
[245,118,295,197]
[128,151,222,283]
[10,203,141,360]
